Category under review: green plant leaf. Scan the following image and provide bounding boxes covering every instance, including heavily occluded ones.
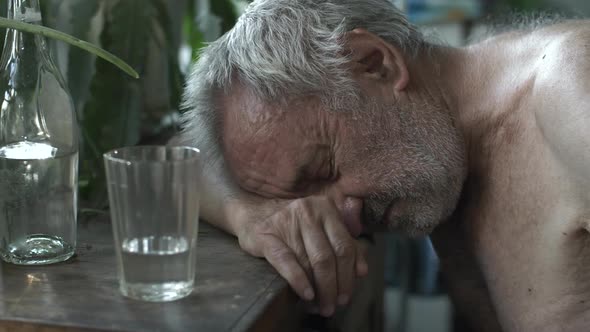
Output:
[65,0,101,116]
[185,0,206,61]
[0,16,139,78]
[79,0,159,204]
[152,0,185,118]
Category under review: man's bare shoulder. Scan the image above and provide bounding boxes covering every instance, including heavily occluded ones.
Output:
[539,20,590,65]
[531,21,590,106]
[532,19,590,34]
[532,20,589,102]
[523,20,584,59]
[529,20,590,198]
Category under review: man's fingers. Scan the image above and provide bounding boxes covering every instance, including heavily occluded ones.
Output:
[355,240,369,277]
[262,235,315,301]
[322,214,357,306]
[294,232,315,285]
[300,218,338,317]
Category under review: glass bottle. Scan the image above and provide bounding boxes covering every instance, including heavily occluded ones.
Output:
[0,0,78,265]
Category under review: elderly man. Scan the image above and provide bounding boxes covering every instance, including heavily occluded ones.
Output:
[175,0,590,330]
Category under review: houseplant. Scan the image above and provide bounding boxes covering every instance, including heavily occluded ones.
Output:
[40,0,241,210]
[0,0,243,212]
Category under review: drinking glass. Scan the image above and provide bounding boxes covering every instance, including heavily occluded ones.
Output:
[104,146,201,302]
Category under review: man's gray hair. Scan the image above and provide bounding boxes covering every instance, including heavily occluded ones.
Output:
[178,0,425,173]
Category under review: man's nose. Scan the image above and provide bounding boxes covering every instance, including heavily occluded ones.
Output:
[328,193,364,237]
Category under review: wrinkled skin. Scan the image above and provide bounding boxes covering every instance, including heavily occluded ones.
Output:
[191,23,590,331]
[221,72,466,239]
[218,28,467,318]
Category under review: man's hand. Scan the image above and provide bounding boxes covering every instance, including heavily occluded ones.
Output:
[234,196,369,317]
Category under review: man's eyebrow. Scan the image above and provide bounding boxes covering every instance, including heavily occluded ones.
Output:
[288,156,333,194]
[238,165,305,198]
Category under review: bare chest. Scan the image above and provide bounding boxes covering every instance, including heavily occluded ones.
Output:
[457,119,590,331]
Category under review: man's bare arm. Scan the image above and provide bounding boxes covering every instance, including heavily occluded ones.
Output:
[169,135,368,316]
[169,135,242,235]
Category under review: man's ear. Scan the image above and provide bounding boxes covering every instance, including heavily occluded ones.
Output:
[345,28,409,92]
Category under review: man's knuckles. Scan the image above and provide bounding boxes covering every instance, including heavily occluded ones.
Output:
[289,199,316,220]
[262,239,292,261]
[333,241,356,259]
[308,251,336,270]
[289,196,340,224]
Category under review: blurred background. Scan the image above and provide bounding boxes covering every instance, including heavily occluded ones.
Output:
[0,0,586,331]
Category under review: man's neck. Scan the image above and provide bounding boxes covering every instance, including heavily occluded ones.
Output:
[406,45,482,171]
[410,35,539,174]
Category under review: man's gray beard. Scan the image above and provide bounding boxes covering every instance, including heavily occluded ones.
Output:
[351,96,467,236]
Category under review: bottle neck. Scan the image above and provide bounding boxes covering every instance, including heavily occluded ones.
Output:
[7,0,42,23]
[1,0,49,73]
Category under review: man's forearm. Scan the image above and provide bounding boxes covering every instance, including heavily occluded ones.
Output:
[169,136,242,236]
[198,170,241,235]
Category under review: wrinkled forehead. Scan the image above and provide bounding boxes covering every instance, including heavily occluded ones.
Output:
[218,83,324,153]
[217,84,331,196]
[218,86,292,171]
[218,84,286,153]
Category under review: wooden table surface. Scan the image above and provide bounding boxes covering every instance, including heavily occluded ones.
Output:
[0,216,296,332]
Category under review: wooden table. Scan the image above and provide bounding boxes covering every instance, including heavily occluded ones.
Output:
[0,217,385,332]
